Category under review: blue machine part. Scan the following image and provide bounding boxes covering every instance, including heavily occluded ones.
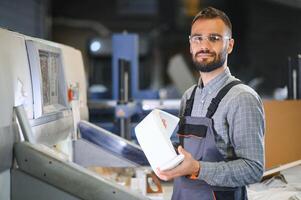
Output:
[112,33,139,100]
[78,121,149,166]
[112,33,159,100]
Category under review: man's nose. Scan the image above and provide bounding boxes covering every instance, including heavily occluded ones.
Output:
[198,38,212,47]
[194,45,211,54]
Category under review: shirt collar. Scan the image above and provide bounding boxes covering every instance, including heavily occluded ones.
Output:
[198,67,231,94]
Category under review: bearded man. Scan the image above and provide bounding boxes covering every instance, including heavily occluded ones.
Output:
[157,7,265,200]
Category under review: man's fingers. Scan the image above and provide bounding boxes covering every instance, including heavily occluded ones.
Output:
[157,168,173,181]
[158,167,180,178]
[178,145,187,155]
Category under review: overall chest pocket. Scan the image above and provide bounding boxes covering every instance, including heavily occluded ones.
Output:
[184,136,206,161]
[178,117,209,161]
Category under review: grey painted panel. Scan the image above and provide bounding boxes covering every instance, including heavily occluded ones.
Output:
[12,169,81,200]
[31,114,73,145]
[0,170,10,200]
[15,101,73,146]
[14,142,149,200]
[78,121,149,166]
[0,124,15,172]
[74,139,138,167]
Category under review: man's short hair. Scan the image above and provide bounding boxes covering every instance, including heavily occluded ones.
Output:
[192,7,232,36]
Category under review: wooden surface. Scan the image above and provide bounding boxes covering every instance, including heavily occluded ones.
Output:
[264,100,301,170]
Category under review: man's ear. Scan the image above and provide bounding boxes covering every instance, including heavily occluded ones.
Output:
[227,38,234,54]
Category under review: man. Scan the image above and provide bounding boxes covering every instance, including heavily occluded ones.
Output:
[157,7,265,200]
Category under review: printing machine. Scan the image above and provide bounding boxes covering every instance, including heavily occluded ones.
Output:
[0,28,151,200]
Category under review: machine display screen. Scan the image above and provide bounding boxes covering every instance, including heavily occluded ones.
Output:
[26,40,68,118]
[39,50,60,109]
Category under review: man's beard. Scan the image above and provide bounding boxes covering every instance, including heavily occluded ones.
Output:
[193,49,227,72]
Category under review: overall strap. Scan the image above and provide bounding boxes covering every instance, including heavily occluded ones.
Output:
[206,80,242,118]
[178,86,197,149]
[183,85,198,116]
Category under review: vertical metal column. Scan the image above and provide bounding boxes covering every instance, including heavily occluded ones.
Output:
[118,59,131,139]
[112,33,139,139]
[287,57,294,99]
[298,54,301,99]
[287,56,299,100]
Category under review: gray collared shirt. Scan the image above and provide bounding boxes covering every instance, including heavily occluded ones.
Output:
[179,67,265,187]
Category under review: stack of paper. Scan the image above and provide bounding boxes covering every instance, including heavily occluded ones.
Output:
[135,109,184,174]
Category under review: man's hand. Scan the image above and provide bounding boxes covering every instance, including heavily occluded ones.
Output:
[156,146,200,181]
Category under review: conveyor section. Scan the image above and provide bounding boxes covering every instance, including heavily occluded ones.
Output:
[79,121,149,166]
